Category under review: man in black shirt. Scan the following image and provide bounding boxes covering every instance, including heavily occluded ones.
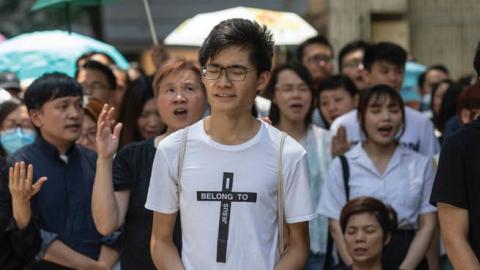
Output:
[11,73,118,270]
[0,158,43,270]
[430,42,480,268]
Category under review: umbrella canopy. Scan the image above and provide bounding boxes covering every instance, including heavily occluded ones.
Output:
[32,0,117,11]
[31,0,118,33]
[164,6,318,46]
[0,30,129,80]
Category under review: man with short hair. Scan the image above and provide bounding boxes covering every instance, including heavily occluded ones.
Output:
[76,60,117,106]
[10,73,117,270]
[430,41,480,269]
[338,40,370,91]
[297,35,334,85]
[297,36,334,128]
[330,42,440,157]
[146,19,315,269]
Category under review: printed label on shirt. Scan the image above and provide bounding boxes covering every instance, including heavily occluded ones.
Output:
[197,172,257,263]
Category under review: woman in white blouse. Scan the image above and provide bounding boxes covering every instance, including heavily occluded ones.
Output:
[264,62,332,270]
[317,84,436,270]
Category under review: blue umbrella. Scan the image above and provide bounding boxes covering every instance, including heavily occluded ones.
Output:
[0,30,129,80]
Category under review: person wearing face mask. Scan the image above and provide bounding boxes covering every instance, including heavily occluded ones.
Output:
[0,99,36,157]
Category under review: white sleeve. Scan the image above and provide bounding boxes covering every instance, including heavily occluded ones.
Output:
[145,146,179,214]
[283,154,317,223]
[419,158,437,214]
[419,117,440,156]
[329,116,341,134]
[316,158,347,220]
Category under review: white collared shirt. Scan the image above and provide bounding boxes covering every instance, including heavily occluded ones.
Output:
[317,144,436,229]
[330,107,440,157]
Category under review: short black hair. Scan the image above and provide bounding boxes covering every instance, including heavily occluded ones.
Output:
[338,40,369,70]
[419,65,450,88]
[363,42,407,71]
[199,18,274,74]
[76,60,117,90]
[264,62,315,126]
[318,74,358,98]
[427,64,450,76]
[24,72,83,111]
[340,196,398,238]
[296,35,333,62]
[474,41,480,77]
[75,51,116,68]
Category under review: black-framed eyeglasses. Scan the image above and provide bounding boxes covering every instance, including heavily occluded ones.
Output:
[342,59,363,69]
[306,54,332,64]
[201,65,249,81]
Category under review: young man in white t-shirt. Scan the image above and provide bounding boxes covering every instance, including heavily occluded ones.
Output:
[330,42,440,157]
[145,19,316,270]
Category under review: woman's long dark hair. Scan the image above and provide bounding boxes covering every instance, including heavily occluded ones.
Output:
[437,82,463,132]
[117,76,154,149]
[264,62,315,126]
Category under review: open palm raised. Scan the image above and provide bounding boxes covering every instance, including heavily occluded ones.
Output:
[96,104,123,160]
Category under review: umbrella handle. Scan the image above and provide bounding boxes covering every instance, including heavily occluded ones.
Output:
[142,0,158,45]
[66,2,71,34]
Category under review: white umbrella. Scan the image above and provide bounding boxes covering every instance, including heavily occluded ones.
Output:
[164,6,317,46]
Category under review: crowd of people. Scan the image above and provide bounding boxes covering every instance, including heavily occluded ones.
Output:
[0,17,479,270]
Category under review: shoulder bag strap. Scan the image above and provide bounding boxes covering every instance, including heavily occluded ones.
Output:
[177,127,189,196]
[277,132,287,255]
[338,155,350,202]
[325,155,350,269]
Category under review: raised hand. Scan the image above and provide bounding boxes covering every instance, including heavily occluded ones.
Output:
[9,162,47,229]
[96,104,123,160]
[331,125,352,157]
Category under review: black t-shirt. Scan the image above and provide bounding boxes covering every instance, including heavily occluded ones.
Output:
[113,139,182,270]
[430,118,480,260]
[0,156,41,270]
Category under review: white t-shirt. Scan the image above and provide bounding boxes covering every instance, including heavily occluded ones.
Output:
[145,119,316,270]
[317,144,436,229]
[330,107,440,157]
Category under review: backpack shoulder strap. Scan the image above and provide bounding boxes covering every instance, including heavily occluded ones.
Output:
[177,127,189,194]
[277,132,287,255]
[338,155,350,202]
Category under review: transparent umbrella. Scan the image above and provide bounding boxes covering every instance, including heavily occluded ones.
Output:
[164,6,318,46]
